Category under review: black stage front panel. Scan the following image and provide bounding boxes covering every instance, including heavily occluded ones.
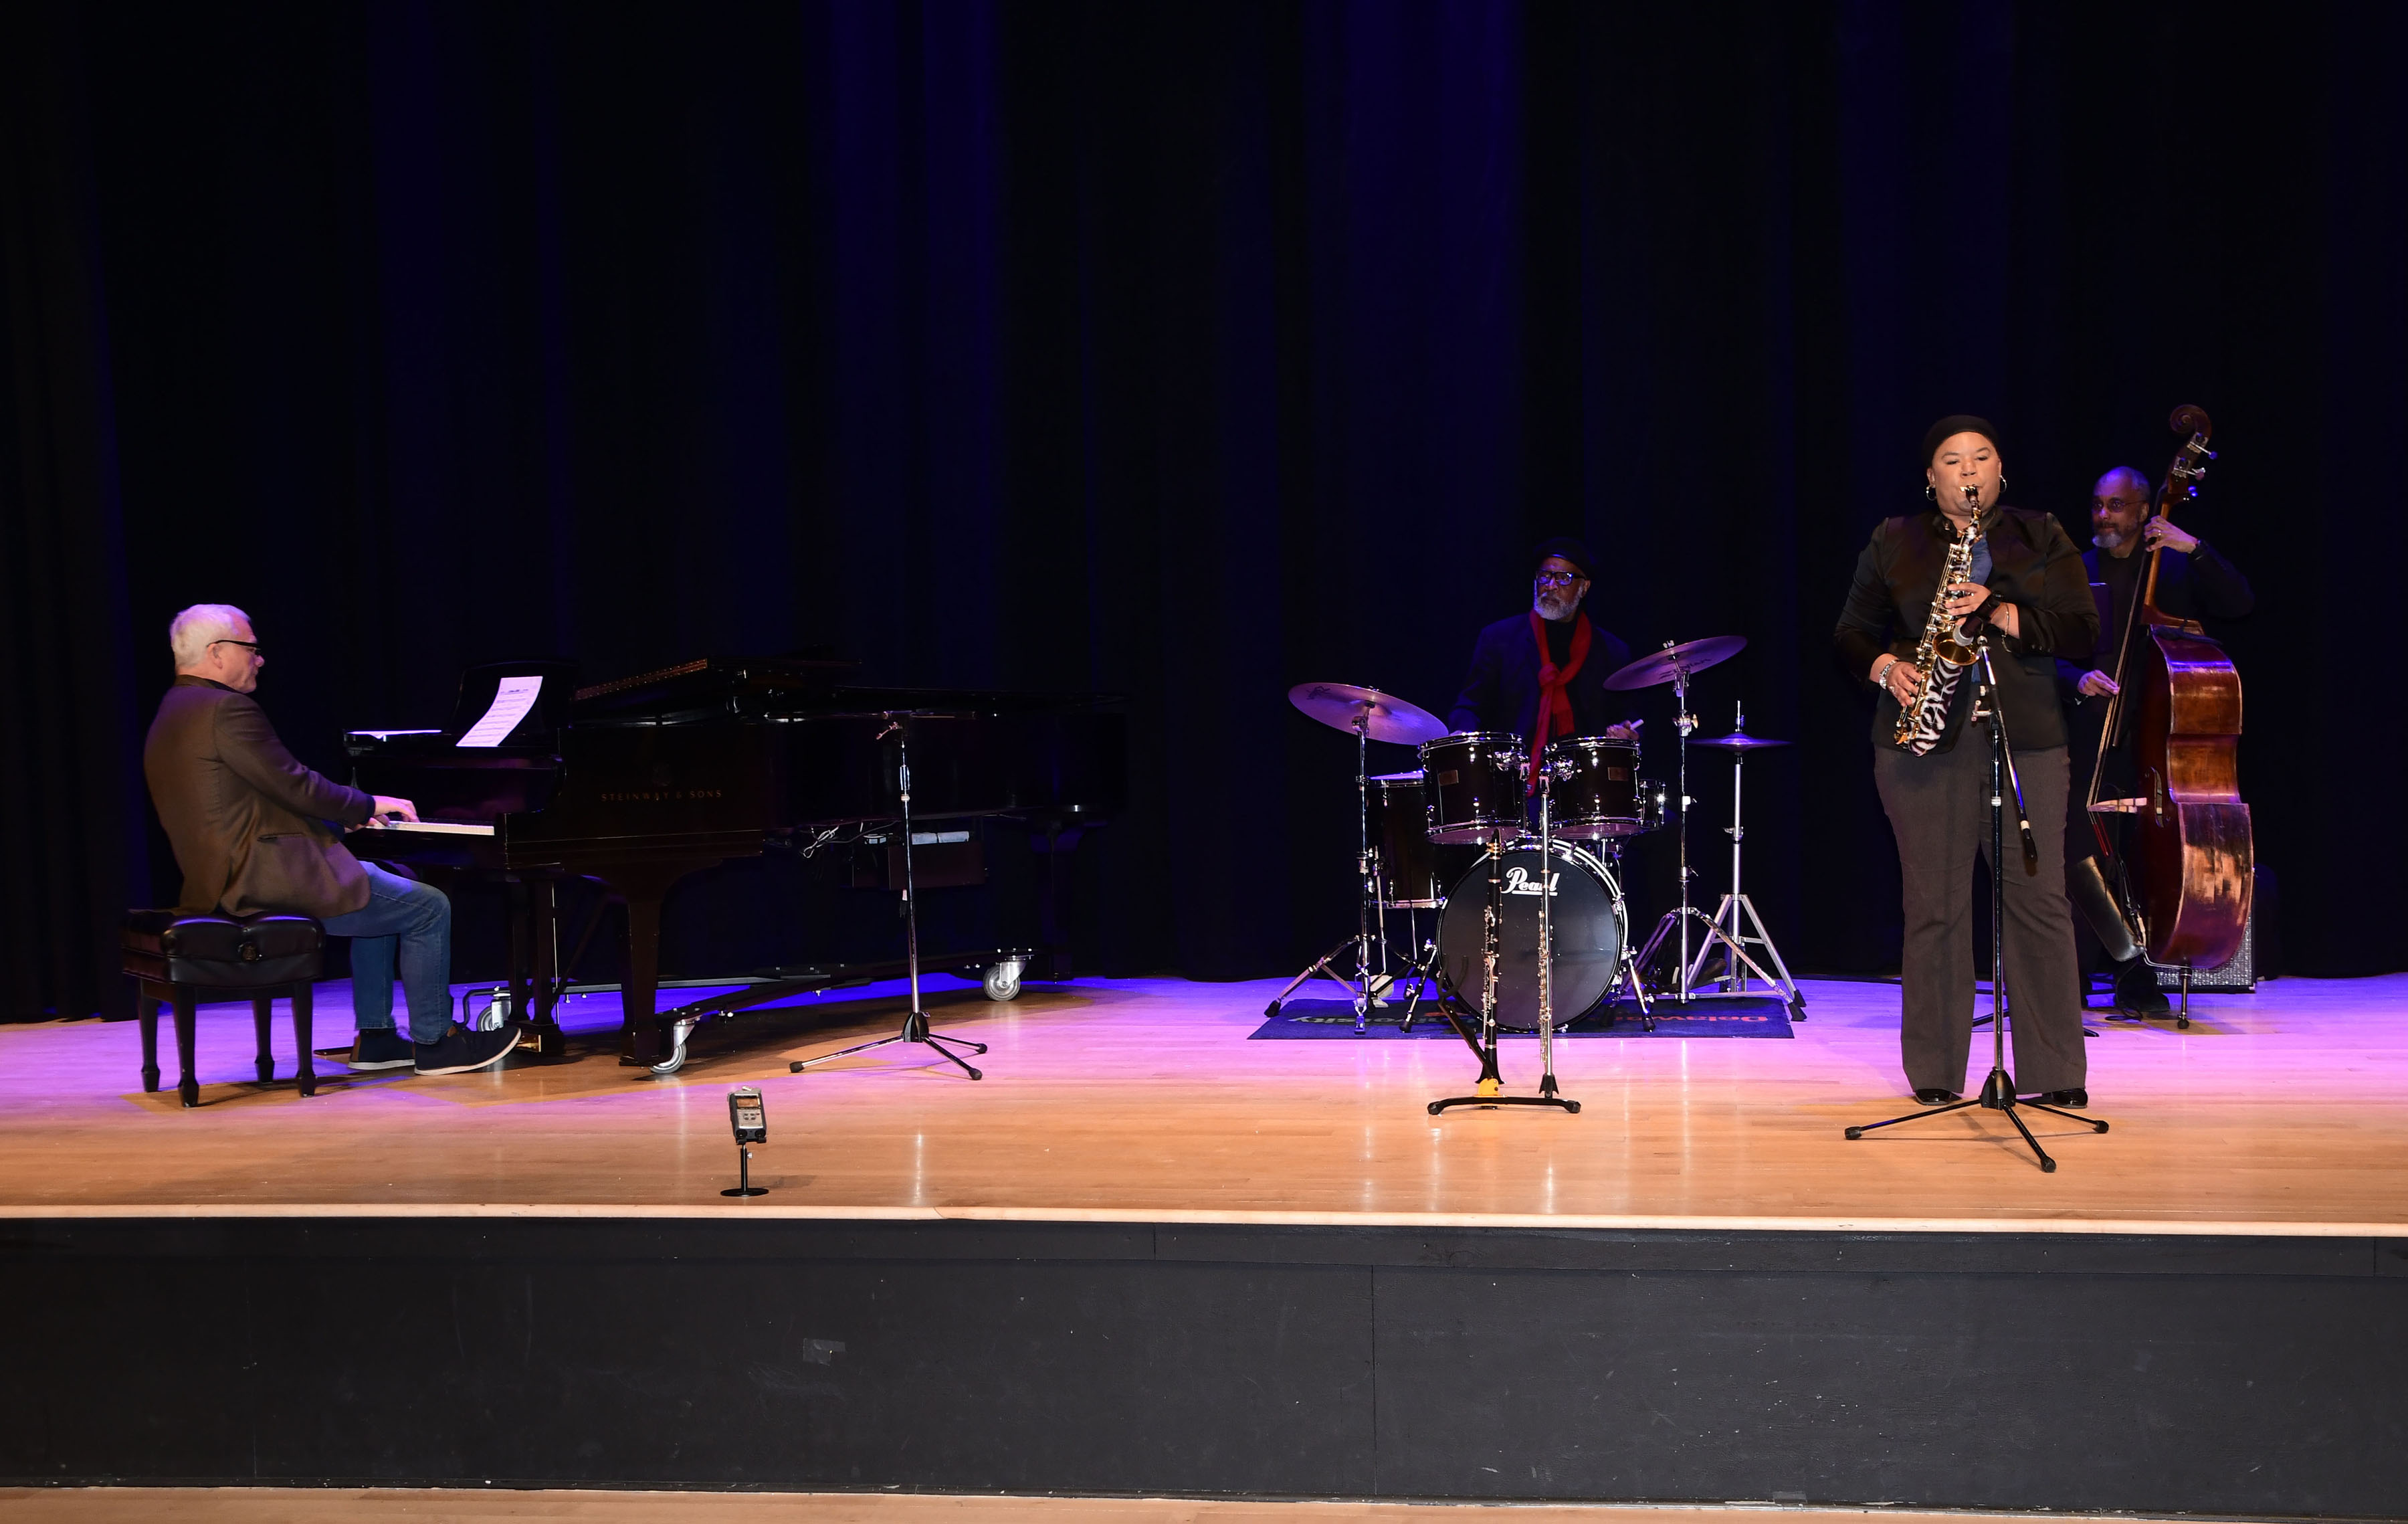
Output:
[2,1218,2402,1514]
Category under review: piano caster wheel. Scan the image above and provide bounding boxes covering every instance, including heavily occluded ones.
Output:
[647,1019,697,1077]
[982,959,1025,1002]
[464,985,514,1032]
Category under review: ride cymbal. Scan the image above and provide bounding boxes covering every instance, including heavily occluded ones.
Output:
[1287,682,1449,745]
[1601,636,1746,692]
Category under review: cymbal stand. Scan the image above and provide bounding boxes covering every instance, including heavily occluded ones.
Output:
[1264,711,1383,1031]
[1589,841,1655,1030]
[1844,638,2106,1169]
[1633,654,1761,1004]
[791,717,989,1080]
[1683,700,1805,1017]
[1431,769,1579,1117]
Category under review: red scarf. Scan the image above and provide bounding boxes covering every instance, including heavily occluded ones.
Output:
[1526,609,1592,794]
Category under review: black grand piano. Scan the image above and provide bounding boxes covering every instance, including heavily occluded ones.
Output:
[344,656,1124,1072]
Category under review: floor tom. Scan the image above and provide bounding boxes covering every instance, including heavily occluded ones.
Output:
[1368,772,1443,907]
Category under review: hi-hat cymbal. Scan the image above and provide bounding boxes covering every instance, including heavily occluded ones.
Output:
[1689,731,1792,753]
[1601,636,1747,692]
[1287,682,1448,745]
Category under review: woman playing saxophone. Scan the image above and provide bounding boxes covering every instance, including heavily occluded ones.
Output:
[1833,416,2100,1107]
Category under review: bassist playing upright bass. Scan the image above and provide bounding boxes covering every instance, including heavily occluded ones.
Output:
[2060,409,2255,1015]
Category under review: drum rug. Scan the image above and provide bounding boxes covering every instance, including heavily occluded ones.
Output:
[1251,995,1794,1038]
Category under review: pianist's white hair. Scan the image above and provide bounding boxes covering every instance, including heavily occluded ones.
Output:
[168,603,252,668]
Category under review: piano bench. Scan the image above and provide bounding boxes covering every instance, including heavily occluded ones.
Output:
[120,911,326,1109]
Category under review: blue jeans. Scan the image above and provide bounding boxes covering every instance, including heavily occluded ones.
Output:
[322,862,454,1044]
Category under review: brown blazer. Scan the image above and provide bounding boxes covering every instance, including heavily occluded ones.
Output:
[143,676,375,918]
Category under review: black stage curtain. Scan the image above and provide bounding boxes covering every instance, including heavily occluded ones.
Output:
[5,1,2403,1019]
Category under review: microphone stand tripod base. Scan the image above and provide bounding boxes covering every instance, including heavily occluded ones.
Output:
[789,1006,988,1080]
[1841,1065,2106,1171]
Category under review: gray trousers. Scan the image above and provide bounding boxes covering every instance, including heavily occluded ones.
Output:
[1872,733,2087,1095]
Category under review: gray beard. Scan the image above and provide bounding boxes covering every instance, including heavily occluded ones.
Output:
[2093,526,2128,552]
[1534,592,1576,620]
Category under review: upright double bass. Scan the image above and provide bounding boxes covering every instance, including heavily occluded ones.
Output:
[2086,405,2252,975]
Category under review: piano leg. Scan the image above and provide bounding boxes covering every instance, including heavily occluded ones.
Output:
[611,860,722,1068]
[509,877,567,1058]
[619,891,666,1066]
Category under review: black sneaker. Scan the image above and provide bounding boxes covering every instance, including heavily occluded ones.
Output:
[414,1024,520,1076]
[346,1028,417,1070]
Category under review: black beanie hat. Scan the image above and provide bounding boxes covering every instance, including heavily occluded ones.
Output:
[1532,535,1597,580]
[1922,414,2002,466]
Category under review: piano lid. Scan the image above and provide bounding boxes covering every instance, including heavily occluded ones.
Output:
[573,654,858,721]
[572,654,1124,725]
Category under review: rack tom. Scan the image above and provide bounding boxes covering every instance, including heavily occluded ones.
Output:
[1543,735,1644,839]
[1418,732,1527,845]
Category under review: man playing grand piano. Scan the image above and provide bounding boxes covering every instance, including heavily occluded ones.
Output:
[141,605,519,1076]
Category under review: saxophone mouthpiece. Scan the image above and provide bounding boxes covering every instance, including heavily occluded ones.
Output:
[1963,484,1981,506]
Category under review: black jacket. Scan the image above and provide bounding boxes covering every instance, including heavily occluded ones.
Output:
[1446,612,1633,737]
[2056,539,2254,697]
[1833,504,2098,751]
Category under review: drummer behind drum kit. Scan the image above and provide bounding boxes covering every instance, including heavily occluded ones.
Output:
[1276,636,1805,1111]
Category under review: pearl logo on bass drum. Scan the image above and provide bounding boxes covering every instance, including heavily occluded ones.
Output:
[1502,865,1561,896]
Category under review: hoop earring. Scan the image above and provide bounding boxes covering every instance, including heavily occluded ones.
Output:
[1998,475,2008,492]
[1924,484,1936,501]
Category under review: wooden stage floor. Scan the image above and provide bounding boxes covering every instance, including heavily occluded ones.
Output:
[3,971,2404,1234]
[0,1493,2207,1523]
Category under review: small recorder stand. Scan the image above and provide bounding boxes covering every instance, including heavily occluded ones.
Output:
[1844,637,2108,1170]
[791,715,989,1081]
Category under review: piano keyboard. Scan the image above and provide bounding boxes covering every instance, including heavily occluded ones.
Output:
[355,820,498,837]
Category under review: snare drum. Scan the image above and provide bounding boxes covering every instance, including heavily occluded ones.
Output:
[1417,732,1527,845]
[1542,735,1643,838]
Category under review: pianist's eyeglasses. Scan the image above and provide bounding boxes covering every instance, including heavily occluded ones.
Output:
[211,639,264,657]
[1533,569,1585,587]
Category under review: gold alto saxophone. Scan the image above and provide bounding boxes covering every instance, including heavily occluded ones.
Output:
[1891,484,1986,754]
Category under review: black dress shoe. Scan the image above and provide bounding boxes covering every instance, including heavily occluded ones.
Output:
[2112,959,2170,1014]
[2027,1087,2089,1109]
[1913,1088,1961,1105]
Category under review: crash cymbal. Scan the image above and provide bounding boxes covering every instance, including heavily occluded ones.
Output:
[1287,682,1449,745]
[1688,731,1791,753]
[1601,635,1747,692]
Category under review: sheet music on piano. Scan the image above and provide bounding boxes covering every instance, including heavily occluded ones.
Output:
[456,676,545,747]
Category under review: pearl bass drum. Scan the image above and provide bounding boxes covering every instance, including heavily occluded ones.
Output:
[1435,841,1627,1030]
